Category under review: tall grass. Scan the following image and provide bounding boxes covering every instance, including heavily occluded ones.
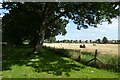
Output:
[44,46,119,72]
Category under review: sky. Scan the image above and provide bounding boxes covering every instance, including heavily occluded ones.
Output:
[0,0,8,17]
[56,18,118,41]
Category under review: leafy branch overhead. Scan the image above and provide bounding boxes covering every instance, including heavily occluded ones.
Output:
[2,2,119,52]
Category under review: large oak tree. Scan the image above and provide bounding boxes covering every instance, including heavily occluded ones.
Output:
[2,2,119,53]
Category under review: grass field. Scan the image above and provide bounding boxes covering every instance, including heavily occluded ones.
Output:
[2,47,119,78]
[43,43,118,55]
[45,46,119,72]
[43,43,119,72]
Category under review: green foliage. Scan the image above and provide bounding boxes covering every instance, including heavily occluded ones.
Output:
[44,37,56,43]
[96,39,101,43]
[2,2,119,47]
[102,37,109,44]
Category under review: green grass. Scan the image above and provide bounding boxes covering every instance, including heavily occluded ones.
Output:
[54,48,119,72]
[79,51,120,72]
[2,47,119,78]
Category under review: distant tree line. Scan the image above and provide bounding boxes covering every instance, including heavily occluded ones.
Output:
[44,36,120,44]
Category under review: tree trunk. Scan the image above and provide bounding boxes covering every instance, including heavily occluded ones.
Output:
[33,29,45,53]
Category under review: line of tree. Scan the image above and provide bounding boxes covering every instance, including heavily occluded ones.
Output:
[45,37,120,44]
[2,2,119,53]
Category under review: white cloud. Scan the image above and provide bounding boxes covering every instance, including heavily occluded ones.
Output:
[93,28,106,33]
[0,0,2,2]
[0,14,3,17]
[100,29,106,32]
[0,4,2,8]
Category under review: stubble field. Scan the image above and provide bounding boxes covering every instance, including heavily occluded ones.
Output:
[43,43,119,55]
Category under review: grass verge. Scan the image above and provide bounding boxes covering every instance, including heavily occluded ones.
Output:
[45,47,120,72]
[2,47,119,78]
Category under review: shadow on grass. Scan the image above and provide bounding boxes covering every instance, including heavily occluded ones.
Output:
[2,46,85,76]
[2,47,34,70]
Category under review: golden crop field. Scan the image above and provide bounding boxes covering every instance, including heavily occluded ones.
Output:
[43,43,119,55]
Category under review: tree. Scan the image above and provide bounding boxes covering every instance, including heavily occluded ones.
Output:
[70,40,73,43]
[2,2,68,52]
[44,37,56,43]
[63,40,70,43]
[67,40,70,43]
[89,40,92,43]
[97,39,101,43]
[63,40,67,43]
[117,40,120,44]
[102,37,108,44]
[2,2,119,53]
[85,40,88,43]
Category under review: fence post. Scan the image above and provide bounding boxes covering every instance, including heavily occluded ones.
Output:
[44,45,46,48]
[54,46,55,51]
[94,49,98,65]
[62,47,64,50]
[79,50,81,61]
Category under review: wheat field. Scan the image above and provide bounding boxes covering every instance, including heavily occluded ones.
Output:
[43,43,119,55]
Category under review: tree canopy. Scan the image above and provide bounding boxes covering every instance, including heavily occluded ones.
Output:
[2,2,119,52]
[102,37,109,44]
